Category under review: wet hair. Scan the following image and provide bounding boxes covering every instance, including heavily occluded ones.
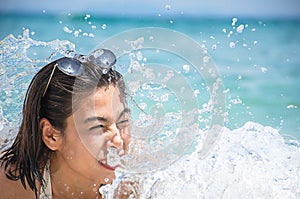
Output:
[0,58,125,198]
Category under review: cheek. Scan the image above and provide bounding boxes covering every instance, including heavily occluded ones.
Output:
[78,133,108,158]
[60,135,86,161]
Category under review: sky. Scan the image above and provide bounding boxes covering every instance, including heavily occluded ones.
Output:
[0,0,300,18]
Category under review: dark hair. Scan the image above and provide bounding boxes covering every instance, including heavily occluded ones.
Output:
[0,58,125,198]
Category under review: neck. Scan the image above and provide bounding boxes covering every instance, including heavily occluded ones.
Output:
[50,168,102,198]
[49,156,114,199]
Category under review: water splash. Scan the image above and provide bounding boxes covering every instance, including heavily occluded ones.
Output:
[106,147,122,167]
[121,122,299,198]
[1,24,299,198]
[0,29,76,150]
[102,122,300,198]
[103,32,299,197]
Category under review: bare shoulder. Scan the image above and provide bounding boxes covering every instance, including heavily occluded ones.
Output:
[0,164,36,199]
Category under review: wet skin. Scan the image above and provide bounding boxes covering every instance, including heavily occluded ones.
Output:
[0,85,131,199]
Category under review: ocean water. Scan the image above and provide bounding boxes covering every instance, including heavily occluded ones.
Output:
[0,13,300,198]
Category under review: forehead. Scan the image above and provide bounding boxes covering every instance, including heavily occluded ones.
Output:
[75,85,125,118]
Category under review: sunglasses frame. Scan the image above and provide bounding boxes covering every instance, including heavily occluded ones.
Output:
[42,49,116,97]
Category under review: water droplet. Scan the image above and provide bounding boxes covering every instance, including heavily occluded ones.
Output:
[231,17,238,26]
[73,30,80,37]
[236,24,245,33]
[182,64,190,73]
[149,36,154,41]
[102,68,108,74]
[230,98,242,105]
[203,56,210,63]
[104,178,109,183]
[287,104,297,109]
[260,67,268,73]
[101,24,107,30]
[63,26,72,34]
[227,30,233,38]
[229,42,235,48]
[165,4,171,10]
[212,44,217,50]
[193,90,200,97]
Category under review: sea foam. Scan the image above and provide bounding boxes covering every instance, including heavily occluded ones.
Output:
[130,122,300,198]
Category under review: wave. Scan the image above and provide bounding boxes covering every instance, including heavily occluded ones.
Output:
[129,121,300,198]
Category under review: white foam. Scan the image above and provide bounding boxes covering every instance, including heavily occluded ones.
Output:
[123,122,300,198]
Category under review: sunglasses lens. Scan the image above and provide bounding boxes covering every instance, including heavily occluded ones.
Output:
[88,49,116,69]
[56,57,84,76]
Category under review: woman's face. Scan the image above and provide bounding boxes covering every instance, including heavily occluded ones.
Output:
[58,85,130,184]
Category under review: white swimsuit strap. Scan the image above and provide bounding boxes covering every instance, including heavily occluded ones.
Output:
[39,161,52,199]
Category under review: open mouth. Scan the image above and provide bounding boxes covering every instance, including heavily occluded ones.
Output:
[97,148,125,170]
[98,160,120,171]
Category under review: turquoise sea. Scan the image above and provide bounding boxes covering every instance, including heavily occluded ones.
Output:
[1,13,299,138]
[0,13,300,198]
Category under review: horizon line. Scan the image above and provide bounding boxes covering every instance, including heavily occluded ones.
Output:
[1,10,300,21]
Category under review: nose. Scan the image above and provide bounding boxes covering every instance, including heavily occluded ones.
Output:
[106,123,123,149]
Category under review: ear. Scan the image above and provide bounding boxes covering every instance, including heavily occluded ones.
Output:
[40,118,63,151]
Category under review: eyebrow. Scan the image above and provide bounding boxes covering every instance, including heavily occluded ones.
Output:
[84,116,108,124]
[117,107,131,121]
[84,108,131,124]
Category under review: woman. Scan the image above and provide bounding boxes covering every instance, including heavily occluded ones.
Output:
[0,49,133,198]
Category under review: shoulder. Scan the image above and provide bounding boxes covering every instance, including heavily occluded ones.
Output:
[0,163,36,199]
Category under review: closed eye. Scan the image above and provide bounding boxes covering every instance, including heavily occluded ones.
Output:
[117,119,129,125]
[117,119,130,130]
[89,124,105,131]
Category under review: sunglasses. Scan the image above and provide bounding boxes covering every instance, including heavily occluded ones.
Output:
[42,48,116,97]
